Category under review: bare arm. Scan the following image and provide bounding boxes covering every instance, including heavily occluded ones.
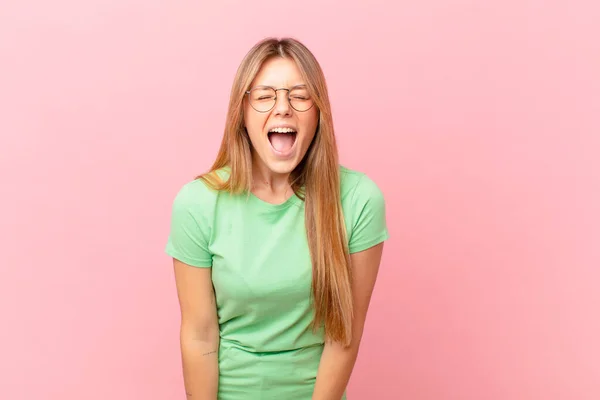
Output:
[173,258,220,399]
[312,243,384,400]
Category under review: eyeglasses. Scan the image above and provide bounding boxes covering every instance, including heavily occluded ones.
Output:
[245,85,315,113]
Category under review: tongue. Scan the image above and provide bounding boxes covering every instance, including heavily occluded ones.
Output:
[269,133,295,152]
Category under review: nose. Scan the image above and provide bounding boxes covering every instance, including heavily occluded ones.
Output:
[273,89,292,116]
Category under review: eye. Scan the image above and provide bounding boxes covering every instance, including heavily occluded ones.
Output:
[290,89,310,100]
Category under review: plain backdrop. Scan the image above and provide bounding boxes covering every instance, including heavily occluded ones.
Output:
[1,1,599,399]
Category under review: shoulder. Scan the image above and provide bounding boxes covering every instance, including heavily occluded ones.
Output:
[166,171,227,267]
[172,178,218,208]
[339,165,389,252]
[170,168,230,218]
[339,165,385,208]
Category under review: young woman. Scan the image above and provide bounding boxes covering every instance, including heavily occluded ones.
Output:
[165,37,389,400]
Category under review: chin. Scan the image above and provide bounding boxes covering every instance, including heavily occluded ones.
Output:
[265,158,301,175]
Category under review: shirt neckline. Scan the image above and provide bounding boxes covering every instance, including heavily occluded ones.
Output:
[246,189,303,211]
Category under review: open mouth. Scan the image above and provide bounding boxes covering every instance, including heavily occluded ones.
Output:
[267,127,297,154]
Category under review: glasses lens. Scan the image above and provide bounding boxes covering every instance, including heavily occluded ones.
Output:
[249,87,276,112]
[289,87,314,112]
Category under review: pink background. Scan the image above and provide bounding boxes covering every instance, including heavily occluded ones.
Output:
[1,1,599,399]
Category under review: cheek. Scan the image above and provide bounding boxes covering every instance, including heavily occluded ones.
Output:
[243,108,268,147]
[244,104,261,129]
[301,111,319,138]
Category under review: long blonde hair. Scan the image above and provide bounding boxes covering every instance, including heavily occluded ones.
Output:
[199,37,353,346]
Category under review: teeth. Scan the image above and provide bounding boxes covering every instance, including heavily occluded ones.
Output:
[269,127,296,134]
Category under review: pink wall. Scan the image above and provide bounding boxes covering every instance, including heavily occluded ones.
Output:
[1,1,599,399]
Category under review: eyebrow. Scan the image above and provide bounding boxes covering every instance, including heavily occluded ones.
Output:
[254,84,308,90]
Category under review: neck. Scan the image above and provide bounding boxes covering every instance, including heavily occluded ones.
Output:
[252,158,291,195]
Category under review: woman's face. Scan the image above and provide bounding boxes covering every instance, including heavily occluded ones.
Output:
[243,57,319,177]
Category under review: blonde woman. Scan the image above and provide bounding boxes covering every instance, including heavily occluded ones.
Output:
[165,37,389,400]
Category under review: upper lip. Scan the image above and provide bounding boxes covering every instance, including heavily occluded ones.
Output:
[267,124,298,132]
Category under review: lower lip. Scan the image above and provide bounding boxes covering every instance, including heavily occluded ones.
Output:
[268,135,297,159]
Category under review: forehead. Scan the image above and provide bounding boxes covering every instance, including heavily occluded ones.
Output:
[251,57,305,88]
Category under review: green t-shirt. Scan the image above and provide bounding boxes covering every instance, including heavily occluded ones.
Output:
[165,165,389,354]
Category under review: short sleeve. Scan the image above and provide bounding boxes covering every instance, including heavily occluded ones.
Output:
[347,174,390,254]
[164,182,213,267]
